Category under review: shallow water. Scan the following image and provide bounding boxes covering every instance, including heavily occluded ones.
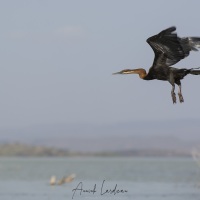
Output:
[0,157,200,200]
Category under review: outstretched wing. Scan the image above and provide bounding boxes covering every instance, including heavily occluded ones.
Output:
[147,26,191,68]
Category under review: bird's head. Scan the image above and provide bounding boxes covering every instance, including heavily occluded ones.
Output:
[112,68,147,79]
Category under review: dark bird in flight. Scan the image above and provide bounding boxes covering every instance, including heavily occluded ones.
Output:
[113,27,200,103]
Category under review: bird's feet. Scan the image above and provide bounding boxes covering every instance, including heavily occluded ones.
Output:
[171,92,176,104]
[178,93,184,103]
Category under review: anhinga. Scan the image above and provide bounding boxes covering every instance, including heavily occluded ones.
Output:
[113,27,200,103]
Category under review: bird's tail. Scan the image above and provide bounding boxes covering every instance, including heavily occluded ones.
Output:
[188,37,200,51]
[189,67,200,75]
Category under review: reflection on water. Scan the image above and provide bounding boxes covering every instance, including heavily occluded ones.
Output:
[0,157,200,200]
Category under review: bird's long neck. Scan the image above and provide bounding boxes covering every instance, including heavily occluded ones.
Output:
[131,68,147,79]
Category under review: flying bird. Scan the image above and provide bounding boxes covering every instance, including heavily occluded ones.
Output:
[113,27,200,103]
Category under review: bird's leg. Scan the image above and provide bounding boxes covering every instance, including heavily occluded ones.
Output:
[171,84,176,104]
[178,83,184,103]
[169,72,177,104]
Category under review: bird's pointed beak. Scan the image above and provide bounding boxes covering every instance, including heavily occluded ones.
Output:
[112,71,122,75]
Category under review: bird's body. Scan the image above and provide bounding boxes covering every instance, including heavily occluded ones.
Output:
[113,27,200,103]
[142,66,190,81]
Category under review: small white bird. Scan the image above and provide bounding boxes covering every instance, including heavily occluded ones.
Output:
[49,175,57,185]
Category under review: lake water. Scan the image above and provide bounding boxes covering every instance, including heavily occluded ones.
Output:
[0,157,200,200]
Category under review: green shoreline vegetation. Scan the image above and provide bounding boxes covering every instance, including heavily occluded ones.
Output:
[0,143,192,157]
[0,143,71,157]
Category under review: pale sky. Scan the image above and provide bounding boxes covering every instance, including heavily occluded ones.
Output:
[0,0,200,132]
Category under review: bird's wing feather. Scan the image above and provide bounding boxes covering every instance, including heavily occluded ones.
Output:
[146,26,190,68]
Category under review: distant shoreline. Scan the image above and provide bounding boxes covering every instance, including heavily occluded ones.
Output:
[0,143,193,157]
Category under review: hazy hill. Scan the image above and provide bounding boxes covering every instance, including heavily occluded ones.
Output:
[0,119,199,155]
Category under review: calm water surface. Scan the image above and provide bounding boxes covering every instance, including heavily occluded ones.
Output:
[0,157,200,200]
